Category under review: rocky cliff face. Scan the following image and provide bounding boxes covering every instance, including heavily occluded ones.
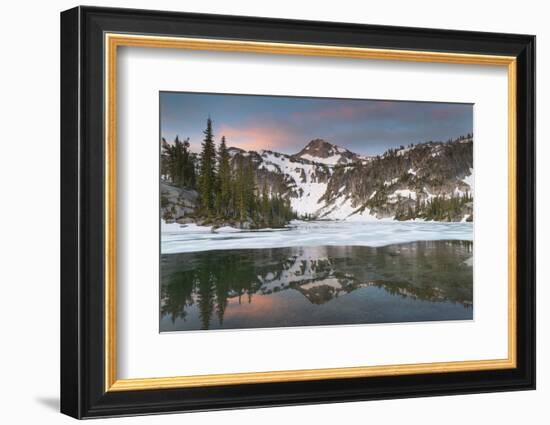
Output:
[160,181,198,222]
[162,136,474,223]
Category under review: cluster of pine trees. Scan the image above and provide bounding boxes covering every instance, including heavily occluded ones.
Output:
[161,136,197,188]
[419,192,473,221]
[393,192,473,221]
[162,118,296,228]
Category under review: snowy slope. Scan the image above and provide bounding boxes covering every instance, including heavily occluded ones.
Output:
[300,153,347,165]
[259,150,330,216]
[462,168,474,192]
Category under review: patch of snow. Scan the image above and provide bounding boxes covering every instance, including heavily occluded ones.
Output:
[346,207,392,222]
[319,197,356,220]
[392,189,417,200]
[259,162,279,173]
[454,187,470,197]
[462,168,474,192]
[396,147,412,156]
[423,186,436,201]
[215,226,241,233]
[317,197,391,222]
[161,221,242,234]
[291,181,327,216]
[300,153,342,166]
[161,221,214,233]
[384,177,399,187]
[301,278,342,290]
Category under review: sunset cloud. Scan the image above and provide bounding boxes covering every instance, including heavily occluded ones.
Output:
[292,100,396,122]
[218,123,298,152]
[160,92,473,156]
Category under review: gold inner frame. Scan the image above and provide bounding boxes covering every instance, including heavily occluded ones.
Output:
[104,33,517,392]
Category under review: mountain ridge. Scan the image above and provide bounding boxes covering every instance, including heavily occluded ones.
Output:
[162,135,473,224]
[231,135,473,221]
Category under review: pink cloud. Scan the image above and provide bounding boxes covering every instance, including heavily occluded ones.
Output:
[292,101,396,121]
[218,123,297,151]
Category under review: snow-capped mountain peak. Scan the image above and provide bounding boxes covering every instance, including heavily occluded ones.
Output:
[293,139,358,165]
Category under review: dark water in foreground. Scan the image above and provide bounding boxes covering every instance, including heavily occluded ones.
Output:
[160,240,473,332]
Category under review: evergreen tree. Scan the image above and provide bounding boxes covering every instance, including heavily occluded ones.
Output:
[160,136,196,189]
[198,118,217,215]
[172,136,185,186]
[236,159,247,222]
[160,137,170,179]
[196,263,215,330]
[230,156,258,224]
[216,136,231,216]
[182,138,196,188]
[244,158,257,220]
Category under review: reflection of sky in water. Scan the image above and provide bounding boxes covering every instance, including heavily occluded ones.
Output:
[160,241,473,332]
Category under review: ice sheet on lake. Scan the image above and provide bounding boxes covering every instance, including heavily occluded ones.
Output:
[161,220,473,254]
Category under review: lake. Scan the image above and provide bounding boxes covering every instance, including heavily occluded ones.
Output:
[160,235,473,332]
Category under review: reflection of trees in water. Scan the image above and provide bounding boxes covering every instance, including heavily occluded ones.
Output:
[160,240,473,330]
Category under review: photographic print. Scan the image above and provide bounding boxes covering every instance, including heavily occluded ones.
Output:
[159,92,474,332]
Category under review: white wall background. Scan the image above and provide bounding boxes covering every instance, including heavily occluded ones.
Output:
[0,0,545,423]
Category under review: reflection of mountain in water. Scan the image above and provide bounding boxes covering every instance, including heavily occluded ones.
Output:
[160,240,473,330]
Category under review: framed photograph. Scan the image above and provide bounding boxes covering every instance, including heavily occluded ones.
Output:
[60,6,535,419]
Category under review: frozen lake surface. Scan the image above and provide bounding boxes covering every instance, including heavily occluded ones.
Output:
[161,220,473,254]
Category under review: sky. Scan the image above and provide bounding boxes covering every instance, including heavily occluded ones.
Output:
[160,92,473,156]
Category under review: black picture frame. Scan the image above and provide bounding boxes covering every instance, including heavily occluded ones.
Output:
[61,5,535,419]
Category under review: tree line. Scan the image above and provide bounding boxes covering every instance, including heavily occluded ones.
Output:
[161,118,296,228]
[393,191,473,222]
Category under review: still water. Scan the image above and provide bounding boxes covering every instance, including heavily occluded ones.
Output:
[160,240,473,332]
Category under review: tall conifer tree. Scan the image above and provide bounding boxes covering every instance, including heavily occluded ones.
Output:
[182,137,196,188]
[199,118,217,215]
[217,136,231,216]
